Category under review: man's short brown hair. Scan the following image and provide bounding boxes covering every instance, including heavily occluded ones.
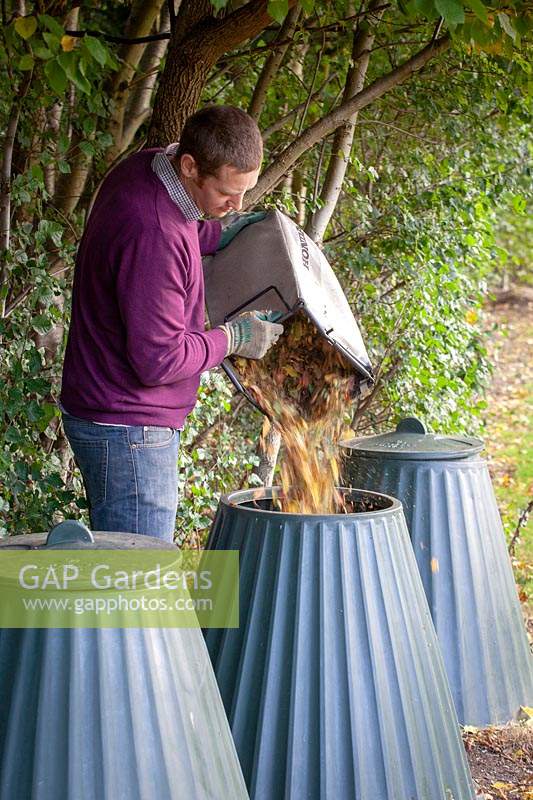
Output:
[175,105,263,177]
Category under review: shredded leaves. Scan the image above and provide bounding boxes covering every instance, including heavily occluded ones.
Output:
[233,314,360,514]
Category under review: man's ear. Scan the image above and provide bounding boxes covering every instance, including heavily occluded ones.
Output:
[179,153,198,180]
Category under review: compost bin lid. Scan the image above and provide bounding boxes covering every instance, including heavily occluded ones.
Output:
[0,521,180,599]
[0,520,177,550]
[340,417,484,461]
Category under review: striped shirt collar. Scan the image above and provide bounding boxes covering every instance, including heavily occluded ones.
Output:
[151,142,202,221]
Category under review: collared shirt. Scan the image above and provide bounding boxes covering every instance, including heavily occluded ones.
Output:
[151,143,202,221]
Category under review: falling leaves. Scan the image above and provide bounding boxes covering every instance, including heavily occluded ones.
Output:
[233,313,358,514]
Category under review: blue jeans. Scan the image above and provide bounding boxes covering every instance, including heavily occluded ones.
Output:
[62,411,180,542]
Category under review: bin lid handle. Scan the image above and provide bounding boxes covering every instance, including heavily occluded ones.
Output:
[396,417,426,435]
[45,520,95,547]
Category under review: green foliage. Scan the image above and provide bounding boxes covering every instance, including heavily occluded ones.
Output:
[267,1,290,24]
[1,1,531,543]
[176,372,261,547]
[0,221,83,536]
[6,13,118,100]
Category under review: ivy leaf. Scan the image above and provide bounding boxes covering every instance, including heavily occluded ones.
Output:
[466,0,488,24]
[5,426,22,445]
[79,140,96,157]
[14,16,37,39]
[31,315,52,335]
[82,116,96,135]
[268,0,289,24]
[71,66,91,95]
[83,35,107,66]
[39,14,64,38]
[58,133,70,153]
[30,164,44,184]
[300,0,314,12]
[26,400,43,423]
[97,131,113,148]
[434,0,465,25]
[38,403,58,432]
[412,0,440,17]
[43,31,60,51]
[44,58,67,94]
[210,0,229,10]
[33,44,53,59]
[27,348,43,375]
[18,54,34,71]
[57,50,76,79]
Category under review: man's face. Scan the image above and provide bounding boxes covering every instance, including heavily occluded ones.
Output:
[178,155,260,218]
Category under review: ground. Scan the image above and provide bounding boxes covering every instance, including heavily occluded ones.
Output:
[465,719,533,799]
[463,284,533,800]
[483,284,533,605]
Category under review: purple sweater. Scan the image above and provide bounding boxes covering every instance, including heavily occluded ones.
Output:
[60,150,227,427]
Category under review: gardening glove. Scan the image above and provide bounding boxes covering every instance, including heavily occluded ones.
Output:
[217,211,267,250]
[220,310,284,359]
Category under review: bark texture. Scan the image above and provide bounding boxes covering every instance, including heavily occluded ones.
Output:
[105,0,166,165]
[147,0,297,145]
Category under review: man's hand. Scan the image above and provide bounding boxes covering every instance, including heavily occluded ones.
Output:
[220,310,284,359]
[217,211,267,250]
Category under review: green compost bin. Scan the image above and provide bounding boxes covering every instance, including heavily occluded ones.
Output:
[341,417,533,726]
[0,520,248,800]
[205,487,475,800]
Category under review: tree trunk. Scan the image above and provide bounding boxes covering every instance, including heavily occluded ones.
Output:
[43,7,80,197]
[147,0,296,145]
[53,129,94,216]
[104,0,166,165]
[121,8,171,152]
[0,70,32,317]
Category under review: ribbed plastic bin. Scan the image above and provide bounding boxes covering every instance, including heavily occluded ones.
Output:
[341,418,533,726]
[205,488,475,800]
[0,521,248,800]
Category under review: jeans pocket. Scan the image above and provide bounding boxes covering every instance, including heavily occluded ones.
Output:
[68,439,108,508]
[142,426,175,447]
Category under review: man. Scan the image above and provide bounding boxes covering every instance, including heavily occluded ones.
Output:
[60,105,283,541]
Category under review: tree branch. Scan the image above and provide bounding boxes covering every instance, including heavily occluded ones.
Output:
[245,33,451,208]
[248,5,301,122]
[208,0,298,54]
[0,70,32,317]
[306,0,385,243]
[358,116,440,144]
[122,8,170,152]
[64,29,170,44]
[261,72,339,139]
[106,0,166,165]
